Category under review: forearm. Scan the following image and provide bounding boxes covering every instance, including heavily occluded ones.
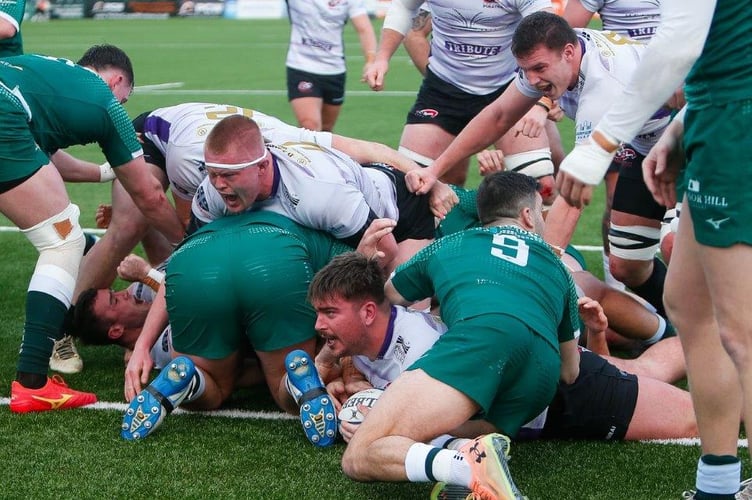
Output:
[134,283,169,354]
[353,15,377,63]
[116,164,183,244]
[403,10,431,76]
[375,28,405,62]
[51,150,108,183]
[598,0,715,142]
[559,339,581,385]
[332,135,421,173]
[431,98,526,179]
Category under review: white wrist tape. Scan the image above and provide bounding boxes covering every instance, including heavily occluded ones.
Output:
[559,141,617,186]
[99,162,116,182]
[147,268,165,284]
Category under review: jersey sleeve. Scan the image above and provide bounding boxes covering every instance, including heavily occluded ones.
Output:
[389,245,437,303]
[348,0,368,18]
[514,0,554,17]
[557,272,582,344]
[576,0,602,14]
[99,99,144,167]
[255,111,334,149]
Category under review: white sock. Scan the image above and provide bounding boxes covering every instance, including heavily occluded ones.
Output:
[429,434,456,449]
[429,434,471,451]
[184,368,206,403]
[405,443,470,485]
[697,456,740,495]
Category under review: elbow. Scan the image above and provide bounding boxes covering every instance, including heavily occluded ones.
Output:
[560,364,579,385]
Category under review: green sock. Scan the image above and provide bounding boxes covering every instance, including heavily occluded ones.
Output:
[16,291,67,381]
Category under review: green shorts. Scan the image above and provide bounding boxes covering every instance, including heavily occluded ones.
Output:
[408,314,560,436]
[166,224,317,359]
[0,88,49,184]
[683,100,752,247]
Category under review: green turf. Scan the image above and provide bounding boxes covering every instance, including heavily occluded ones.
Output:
[0,17,730,500]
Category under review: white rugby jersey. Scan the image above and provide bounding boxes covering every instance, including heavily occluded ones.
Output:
[352,306,447,390]
[515,29,670,155]
[191,142,398,239]
[579,0,660,41]
[141,102,333,201]
[424,0,551,94]
[285,0,368,75]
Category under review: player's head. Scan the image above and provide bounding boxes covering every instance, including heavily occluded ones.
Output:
[511,12,579,99]
[204,115,269,213]
[308,252,387,358]
[77,44,134,103]
[477,171,545,234]
[71,287,150,348]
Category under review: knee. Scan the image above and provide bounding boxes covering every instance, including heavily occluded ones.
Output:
[609,257,650,286]
[297,116,322,131]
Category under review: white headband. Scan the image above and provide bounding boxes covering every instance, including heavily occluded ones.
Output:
[204,149,268,170]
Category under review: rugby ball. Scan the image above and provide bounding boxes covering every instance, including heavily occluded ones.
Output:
[337,388,384,424]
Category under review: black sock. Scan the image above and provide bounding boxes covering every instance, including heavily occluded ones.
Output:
[630,257,667,317]
[16,371,48,389]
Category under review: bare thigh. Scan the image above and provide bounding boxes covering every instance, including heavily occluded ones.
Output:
[349,369,480,448]
[0,163,69,228]
[290,97,323,131]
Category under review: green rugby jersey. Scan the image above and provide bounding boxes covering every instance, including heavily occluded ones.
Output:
[392,225,580,347]
[0,54,141,165]
[685,0,752,108]
[0,0,25,57]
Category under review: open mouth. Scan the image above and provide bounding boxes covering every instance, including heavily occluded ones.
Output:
[537,83,553,95]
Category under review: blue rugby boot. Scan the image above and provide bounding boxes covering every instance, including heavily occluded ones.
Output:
[284,349,337,447]
[121,356,198,441]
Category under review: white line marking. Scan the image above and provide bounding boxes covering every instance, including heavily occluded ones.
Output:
[0,226,607,251]
[135,82,185,91]
[133,89,418,97]
[0,397,295,420]
[0,396,740,446]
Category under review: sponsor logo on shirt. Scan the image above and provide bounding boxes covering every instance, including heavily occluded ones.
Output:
[482,0,501,8]
[302,37,334,51]
[280,182,300,208]
[575,120,593,142]
[686,178,729,209]
[444,41,501,56]
[627,26,657,39]
[613,146,636,166]
[393,335,410,364]
[195,185,209,211]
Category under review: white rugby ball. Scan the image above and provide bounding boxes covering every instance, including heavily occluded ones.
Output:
[337,388,384,424]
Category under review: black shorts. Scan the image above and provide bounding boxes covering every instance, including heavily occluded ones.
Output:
[541,350,638,441]
[131,111,167,173]
[405,67,510,136]
[361,162,435,242]
[286,67,345,105]
[611,144,666,221]
[0,170,35,195]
